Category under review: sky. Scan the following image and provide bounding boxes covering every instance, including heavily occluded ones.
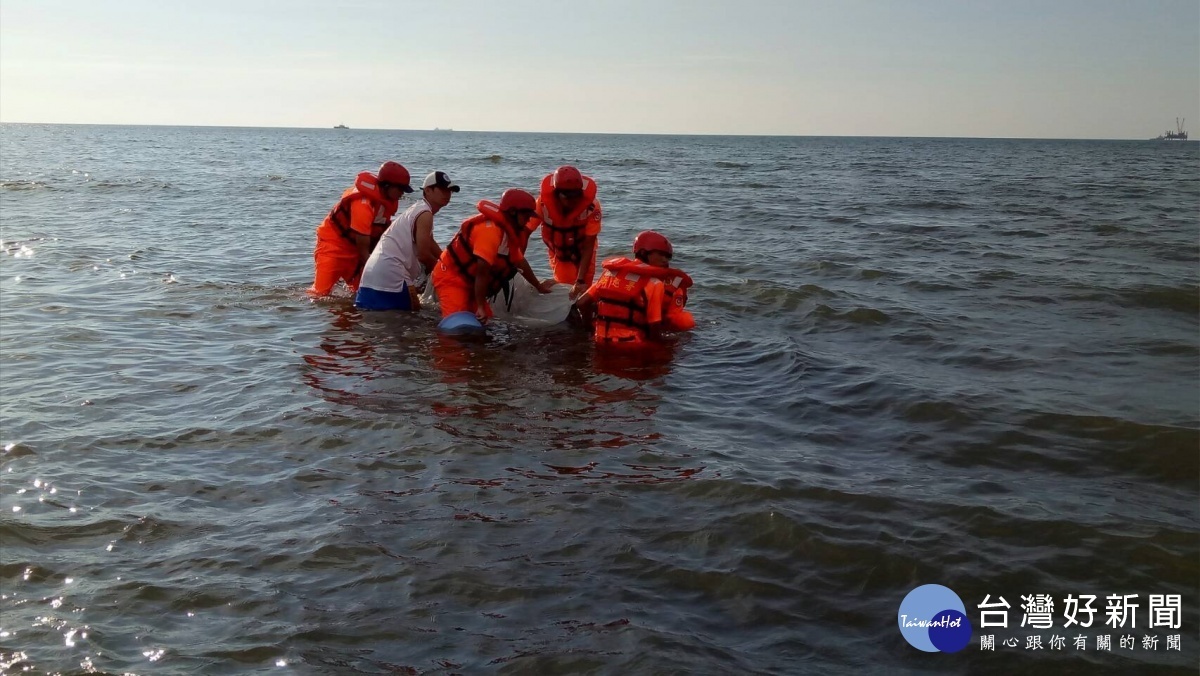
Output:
[1,0,1197,139]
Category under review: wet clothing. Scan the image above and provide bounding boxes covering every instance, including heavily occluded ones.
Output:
[356,197,433,309]
[354,283,414,311]
[431,200,526,318]
[527,172,602,285]
[308,172,399,296]
[582,257,694,344]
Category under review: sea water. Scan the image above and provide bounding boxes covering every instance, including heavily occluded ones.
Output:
[1,124,1197,673]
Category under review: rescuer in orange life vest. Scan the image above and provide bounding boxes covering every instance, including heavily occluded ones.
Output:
[431,188,556,323]
[307,161,414,297]
[526,165,603,300]
[573,230,695,345]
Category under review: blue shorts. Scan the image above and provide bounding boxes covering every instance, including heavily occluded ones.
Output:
[355,284,414,311]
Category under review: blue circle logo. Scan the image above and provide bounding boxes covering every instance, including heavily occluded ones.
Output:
[898,584,972,653]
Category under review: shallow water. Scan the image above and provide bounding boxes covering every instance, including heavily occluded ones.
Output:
[1,125,1198,674]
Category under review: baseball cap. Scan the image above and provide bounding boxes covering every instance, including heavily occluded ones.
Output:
[422,171,460,192]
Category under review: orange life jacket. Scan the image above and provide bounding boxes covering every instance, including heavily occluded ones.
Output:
[661,268,693,312]
[325,171,399,242]
[444,200,523,298]
[593,257,692,341]
[536,172,599,264]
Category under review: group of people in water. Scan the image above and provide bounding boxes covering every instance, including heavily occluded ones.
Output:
[307,161,694,346]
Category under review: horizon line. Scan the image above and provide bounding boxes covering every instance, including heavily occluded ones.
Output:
[0,120,1192,143]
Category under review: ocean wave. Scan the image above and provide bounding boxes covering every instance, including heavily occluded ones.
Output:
[715,161,750,169]
[889,223,961,235]
[1117,283,1200,314]
[975,268,1017,281]
[2,516,133,546]
[669,335,814,438]
[1131,338,1200,357]
[998,293,1058,304]
[810,304,891,326]
[2,237,48,257]
[89,178,178,191]
[998,203,1060,217]
[1118,187,1152,199]
[0,440,37,460]
[597,158,651,167]
[504,462,705,485]
[0,180,54,191]
[934,346,1039,371]
[888,199,969,210]
[996,228,1049,238]
[902,279,968,292]
[887,328,944,347]
[949,410,1200,488]
[703,280,833,315]
[1151,246,1200,263]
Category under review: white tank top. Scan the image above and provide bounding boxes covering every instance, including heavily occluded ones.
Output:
[359,198,432,293]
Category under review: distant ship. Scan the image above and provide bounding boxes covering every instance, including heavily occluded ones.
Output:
[334,124,349,130]
[1152,118,1187,141]
[433,127,453,132]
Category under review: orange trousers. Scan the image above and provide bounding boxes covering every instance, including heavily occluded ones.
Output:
[431,265,494,319]
[308,240,361,297]
[548,242,598,285]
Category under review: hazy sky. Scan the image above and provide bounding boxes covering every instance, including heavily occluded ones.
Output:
[2,0,1197,138]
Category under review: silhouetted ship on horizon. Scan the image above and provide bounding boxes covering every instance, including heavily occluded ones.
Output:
[1152,118,1187,141]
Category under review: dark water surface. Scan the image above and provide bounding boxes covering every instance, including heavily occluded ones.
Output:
[1,125,1197,674]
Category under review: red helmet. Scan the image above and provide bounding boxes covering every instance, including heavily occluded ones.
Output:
[498,188,537,213]
[550,165,584,191]
[377,161,413,191]
[633,230,673,259]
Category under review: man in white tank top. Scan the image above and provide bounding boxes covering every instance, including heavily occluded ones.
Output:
[356,171,459,311]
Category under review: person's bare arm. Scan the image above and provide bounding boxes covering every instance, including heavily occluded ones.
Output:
[472,258,492,322]
[353,232,373,271]
[414,212,441,271]
[570,234,598,299]
[573,291,595,329]
[517,259,555,293]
